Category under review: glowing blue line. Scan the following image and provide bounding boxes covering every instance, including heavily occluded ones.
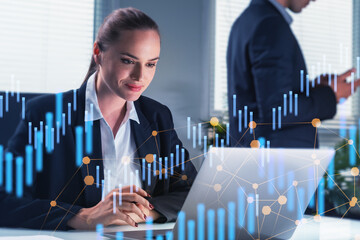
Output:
[249,111,253,134]
[207,209,215,240]
[146,216,153,240]
[244,106,248,128]
[318,178,325,215]
[278,107,281,129]
[294,94,298,116]
[300,70,304,92]
[96,165,99,188]
[187,220,195,240]
[68,103,71,126]
[226,123,230,145]
[238,110,242,132]
[36,132,43,172]
[116,232,123,240]
[0,145,3,186]
[306,74,309,97]
[16,156,23,197]
[238,188,245,227]
[21,97,25,119]
[56,122,60,144]
[56,93,63,128]
[272,108,276,131]
[327,156,334,189]
[217,208,225,240]
[62,113,66,136]
[75,126,83,167]
[73,89,77,111]
[5,91,9,112]
[164,157,168,179]
[248,193,255,235]
[215,133,219,148]
[289,91,293,113]
[283,94,287,116]
[203,136,207,158]
[287,171,295,211]
[170,153,174,175]
[228,202,235,240]
[176,145,179,166]
[198,123,202,146]
[187,117,191,140]
[233,94,236,117]
[147,163,151,186]
[153,154,157,177]
[297,188,305,220]
[0,95,3,118]
[5,152,13,193]
[86,120,93,154]
[28,122,32,144]
[181,148,185,171]
[193,126,196,148]
[350,126,357,166]
[178,211,185,240]
[25,145,33,186]
[142,159,146,181]
[197,204,205,240]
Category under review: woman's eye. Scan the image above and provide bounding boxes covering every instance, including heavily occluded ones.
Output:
[121,58,134,64]
[147,63,156,68]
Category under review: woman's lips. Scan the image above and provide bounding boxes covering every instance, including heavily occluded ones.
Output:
[126,84,142,92]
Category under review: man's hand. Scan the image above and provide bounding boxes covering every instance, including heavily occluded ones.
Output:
[317,68,360,103]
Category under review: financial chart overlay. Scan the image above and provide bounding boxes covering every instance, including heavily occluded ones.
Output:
[1,72,360,239]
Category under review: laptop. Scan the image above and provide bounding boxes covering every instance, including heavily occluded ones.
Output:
[104,147,335,239]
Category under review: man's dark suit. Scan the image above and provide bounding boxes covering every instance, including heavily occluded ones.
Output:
[0,81,196,230]
[227,0,337,148]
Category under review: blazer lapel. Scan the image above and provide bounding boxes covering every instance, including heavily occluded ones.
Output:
[73,82,104,207]
[131,101,158,194]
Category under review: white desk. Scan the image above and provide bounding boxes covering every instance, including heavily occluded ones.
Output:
[1,216,360,239]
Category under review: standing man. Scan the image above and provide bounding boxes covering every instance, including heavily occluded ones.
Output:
[227,0,359,148]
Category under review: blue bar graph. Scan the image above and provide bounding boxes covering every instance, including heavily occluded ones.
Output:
[238,188,245,227]
[187,220,195,240]
[21,97,25,119]
[147,163,151,186]
[146,217,153,240]
[207,209,215,240]
[289,91,293,113]
[297,188,305,220]
[16,156,23,198]
[28,122,32,144]
[153,154,157,177]
[187,117,191,140]
[96,224,103,240]
[164,157,168,179]
[306,74,309,97]
[0,145,3,186]
[198,123,202,146]
[73,89,77,111]
[142,159,146,181]
[294,94,298,116]
[193,126,196,148]
[5,91,9,112]
[272,108,276,131]
[176,145,179,166]
[170,153,174,175]
[116,232,123,240]
[250,111,253,134]
[181,149,185,171]
[45,112,53,153]
[62,113,66,136]
[238,110,242,132]
[86,119,93,154]
[5,152,13,193]
[217,208,225,240]
[166,231,173,240]
[327,156,334,189]
[248,193,255,235]
[215,134,219,148]
[221,139,224,148]
[228,202,236,240]
[36,131,43,172]
[25,145,33,186]
[40,121,43,143]
[56,93,63,128]
[233,94,236,117]
[300,70,304,92]
[197,204,205,240]
[56,122,60,144]
[244,106,248,128]
[96,165,99,188]
[0,95,3,118]
[283,94,287,116]
[349,126,356,166]
[178,211,185,240]
[203,136,207,157]
[75,126,83,167]
[156,235,164,240]
[287,171,295,211]
[278,107,281,129]
[68,103,72,126]
[318,178,325,215]
[226,123,230,145]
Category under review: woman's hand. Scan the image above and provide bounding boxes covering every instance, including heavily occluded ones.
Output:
[67,185,154,230]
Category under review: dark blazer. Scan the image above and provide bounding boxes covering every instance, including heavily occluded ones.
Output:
[227,0,337,148]
[0,81,197,230]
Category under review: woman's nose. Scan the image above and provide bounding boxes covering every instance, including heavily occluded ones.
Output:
[130,64,144,81]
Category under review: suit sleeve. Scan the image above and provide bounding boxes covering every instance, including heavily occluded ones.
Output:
[0,103,82,230]
[148,106,197,223]
[248,16,337,123]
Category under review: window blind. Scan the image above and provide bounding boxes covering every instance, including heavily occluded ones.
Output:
[0,0,94,93]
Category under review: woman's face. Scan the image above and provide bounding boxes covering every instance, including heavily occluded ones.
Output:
[96,29,160,101]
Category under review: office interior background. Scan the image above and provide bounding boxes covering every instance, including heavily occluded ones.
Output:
[0,0,359,209]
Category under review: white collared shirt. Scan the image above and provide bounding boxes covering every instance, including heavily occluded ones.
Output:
[268,0,293,25]
[85,73,142,197]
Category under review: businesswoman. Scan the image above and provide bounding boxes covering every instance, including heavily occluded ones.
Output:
[0,7,196,230]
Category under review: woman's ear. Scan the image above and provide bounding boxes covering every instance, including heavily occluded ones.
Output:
[93,42,101,65]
